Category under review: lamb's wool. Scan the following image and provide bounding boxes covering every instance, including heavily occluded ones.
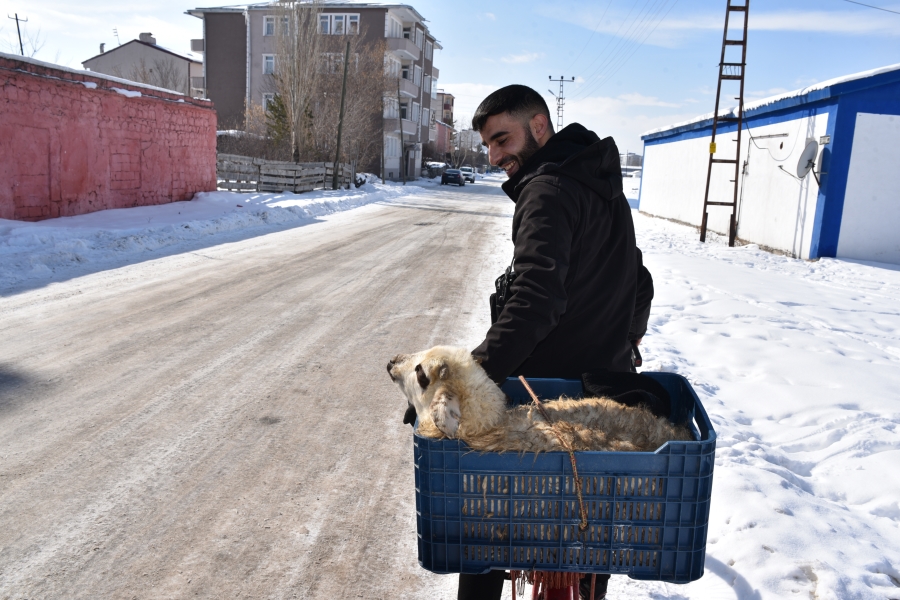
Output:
[387,346,691,453]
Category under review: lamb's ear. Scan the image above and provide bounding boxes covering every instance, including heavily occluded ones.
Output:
[415,363,430,389]
[430,387,461,437]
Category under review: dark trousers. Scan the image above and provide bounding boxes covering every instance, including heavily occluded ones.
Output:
[458,572,609,599]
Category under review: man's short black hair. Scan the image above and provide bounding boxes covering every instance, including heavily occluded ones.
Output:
[472,85,554,133]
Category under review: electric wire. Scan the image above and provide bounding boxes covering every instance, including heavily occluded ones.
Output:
[840,0,900,15]
[573,0,667,98]
[567,0,616,72]
[570,0,662,99]
[573,0,679,100]
[570,0,646,92]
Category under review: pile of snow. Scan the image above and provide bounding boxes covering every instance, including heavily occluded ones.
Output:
[0,181,420,292]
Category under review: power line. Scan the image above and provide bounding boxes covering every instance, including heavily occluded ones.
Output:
[572,0,679,100]
[840,0,900,15]
[567,0,616,72]
[548,76,576,130]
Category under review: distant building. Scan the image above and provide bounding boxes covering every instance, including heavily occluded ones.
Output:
[82,33,203,97]
[436,89,454,126]
[434,120,453,160]
[639,63,900,264]
[187,2,442,180]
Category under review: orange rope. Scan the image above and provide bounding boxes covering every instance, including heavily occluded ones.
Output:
[518,376,589,532]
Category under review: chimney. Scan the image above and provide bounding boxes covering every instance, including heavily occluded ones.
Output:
[100,43,105,53]
[138,32,157,45]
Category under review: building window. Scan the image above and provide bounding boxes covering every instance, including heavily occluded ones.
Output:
[320,13,359,35]
[432,79,438,100]
[384,97,398,118]
[387,16,402,38]
[262,93,275,111]
[384,56,400,78]
[262,54,275,75]
[264,16,275,36]
[426,40,433,60]
[402,26,411,39]
[401,64,410,81]
[414,65,421,86]
[424,75,431,94]
[422,108,429,127]
[400,101,408,120]
[412,101,420,123]
[415,28,423,49]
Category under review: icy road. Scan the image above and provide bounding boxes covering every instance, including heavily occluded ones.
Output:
[1,176,899,599]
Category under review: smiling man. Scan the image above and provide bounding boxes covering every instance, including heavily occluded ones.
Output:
[460,84,644,600]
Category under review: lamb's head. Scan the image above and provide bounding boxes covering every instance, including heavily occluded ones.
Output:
[387,346,507,438]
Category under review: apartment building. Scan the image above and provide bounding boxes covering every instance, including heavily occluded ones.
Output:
[187,2,441,179]
[436,89,454,126]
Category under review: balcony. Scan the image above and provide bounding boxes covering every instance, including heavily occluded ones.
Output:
[430,66,439,79]
[190,39,205,53]
[397,77,418,98]
[387,37,420,61]
[384,117,418,135]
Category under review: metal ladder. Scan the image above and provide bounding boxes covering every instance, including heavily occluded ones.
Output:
[700,0,749,246]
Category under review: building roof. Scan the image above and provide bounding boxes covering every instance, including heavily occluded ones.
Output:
[82,39,202,67]
[187,1,427,24]
[642,62,900,142]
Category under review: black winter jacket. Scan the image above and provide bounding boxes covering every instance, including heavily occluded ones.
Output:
[472,124,639,383]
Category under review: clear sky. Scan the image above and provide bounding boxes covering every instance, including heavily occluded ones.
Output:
[2,0,898,153]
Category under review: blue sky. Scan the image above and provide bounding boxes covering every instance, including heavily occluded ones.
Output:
[2,0,898,152]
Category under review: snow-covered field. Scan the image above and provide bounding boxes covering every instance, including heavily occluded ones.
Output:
[2,178,898,599]
[0,179,433,293]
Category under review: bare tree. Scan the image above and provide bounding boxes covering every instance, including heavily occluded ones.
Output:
[274,0,323,162]
[305,32,389,172]
[3,25,45,58]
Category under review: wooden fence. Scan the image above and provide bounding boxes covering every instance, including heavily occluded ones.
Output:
[216,154,356,193]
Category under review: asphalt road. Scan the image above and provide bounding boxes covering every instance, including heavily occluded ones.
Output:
[0,180,512,599]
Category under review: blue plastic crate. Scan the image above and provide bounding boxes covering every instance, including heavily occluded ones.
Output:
[413,372,716,583]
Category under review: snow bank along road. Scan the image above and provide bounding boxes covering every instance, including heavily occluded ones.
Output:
[3,176,900,599]
[0,180,511,598]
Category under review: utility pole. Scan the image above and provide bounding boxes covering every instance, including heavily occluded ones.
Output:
[332,40,351,190]
[548,76,575,131]
[397,78,406,185]
[7,13,27,56]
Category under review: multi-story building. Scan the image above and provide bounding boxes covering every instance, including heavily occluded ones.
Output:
[187,2,441,179]
[82,33,203,97]
[436,89,454,126]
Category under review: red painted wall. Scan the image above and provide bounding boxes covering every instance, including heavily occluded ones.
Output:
[0,54,217,221]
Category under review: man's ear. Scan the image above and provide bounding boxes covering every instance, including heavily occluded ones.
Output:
[530,113,551,143]
[430,387,461,437]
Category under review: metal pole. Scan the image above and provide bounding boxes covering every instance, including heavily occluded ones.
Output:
[7,13,26,56]
[332,40,351,190]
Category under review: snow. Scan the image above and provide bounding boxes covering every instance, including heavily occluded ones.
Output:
[0,180,426,293]
[0,50,191,98]
[80,81,97,89]
[642,62,900,138]
[3,179,899,598]
[112,87,142,98]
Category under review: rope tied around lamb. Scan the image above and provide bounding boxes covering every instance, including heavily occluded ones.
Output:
[518,375,590,532]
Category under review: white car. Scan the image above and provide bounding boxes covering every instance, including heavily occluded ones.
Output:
[459,166,476,183]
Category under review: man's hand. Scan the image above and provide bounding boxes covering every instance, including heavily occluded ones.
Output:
[402,403,417,427]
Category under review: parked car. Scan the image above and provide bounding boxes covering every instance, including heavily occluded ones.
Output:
[441,169,465,186]
[459,166,476,183]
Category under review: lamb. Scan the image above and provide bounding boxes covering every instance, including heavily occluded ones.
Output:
[387,346,692,453]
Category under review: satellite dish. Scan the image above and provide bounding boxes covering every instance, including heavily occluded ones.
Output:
[797,140,819,178]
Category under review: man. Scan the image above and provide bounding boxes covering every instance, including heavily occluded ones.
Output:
[460,84,649,600]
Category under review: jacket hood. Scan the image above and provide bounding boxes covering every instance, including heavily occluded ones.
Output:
[501,123,623,203]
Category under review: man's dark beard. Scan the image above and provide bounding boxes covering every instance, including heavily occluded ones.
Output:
[501,126,541,172]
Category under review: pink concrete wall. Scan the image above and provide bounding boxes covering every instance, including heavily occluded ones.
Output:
[0,54,217,221]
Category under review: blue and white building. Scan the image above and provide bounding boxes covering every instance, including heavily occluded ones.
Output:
[639,64,900,264]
